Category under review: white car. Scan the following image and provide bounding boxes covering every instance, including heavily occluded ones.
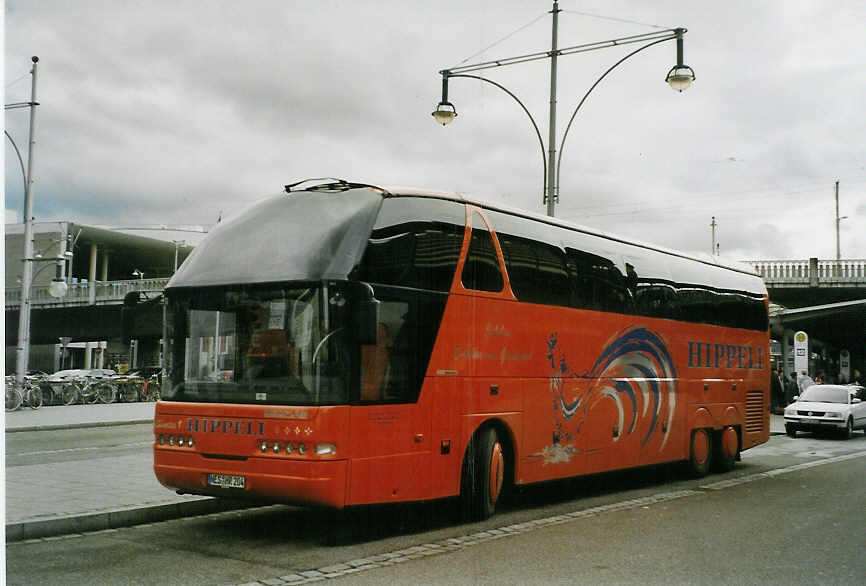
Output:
[784,384,866,439]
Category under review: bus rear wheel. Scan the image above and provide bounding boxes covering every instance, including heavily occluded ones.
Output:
[713,426,738,473]
[688,428,712,478]
[461,427,505,522]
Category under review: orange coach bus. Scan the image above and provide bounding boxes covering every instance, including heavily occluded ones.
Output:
[153,179,769,520]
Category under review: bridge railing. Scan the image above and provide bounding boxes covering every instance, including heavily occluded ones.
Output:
[5,277,171,309]
[747,259,866,286]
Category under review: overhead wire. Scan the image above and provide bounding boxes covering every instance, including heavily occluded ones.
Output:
[5,70,31,88]
[561,9,666,30]
[451,11,548,68]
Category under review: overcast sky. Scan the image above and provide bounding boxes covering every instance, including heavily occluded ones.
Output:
[4,0,865,261]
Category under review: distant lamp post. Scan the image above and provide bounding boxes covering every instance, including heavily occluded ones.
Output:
[5,56,41,386]
[432,2,694,217]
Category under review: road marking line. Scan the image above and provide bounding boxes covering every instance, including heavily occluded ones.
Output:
[10,441,152,457]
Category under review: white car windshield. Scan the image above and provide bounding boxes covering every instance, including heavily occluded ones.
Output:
[799,386,848,404]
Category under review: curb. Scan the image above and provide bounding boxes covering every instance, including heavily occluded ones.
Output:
[5,418,154,433]
[5,497,257,542]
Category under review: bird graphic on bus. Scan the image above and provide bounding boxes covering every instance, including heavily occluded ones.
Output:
[541,327,678,465]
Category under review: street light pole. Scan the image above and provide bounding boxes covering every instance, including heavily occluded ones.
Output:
[15,56,40,387]
[546,1,560,217]
[432,3,694,218]
[834,180,846,261]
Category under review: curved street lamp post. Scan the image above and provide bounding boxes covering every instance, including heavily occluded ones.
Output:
[432,2,695,217]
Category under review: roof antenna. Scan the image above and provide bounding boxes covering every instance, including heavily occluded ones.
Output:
[216,210,222,223]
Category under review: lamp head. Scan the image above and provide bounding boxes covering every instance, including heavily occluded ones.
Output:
[48,278,68,298]
[665,64,695,92]
[431,101,457,126]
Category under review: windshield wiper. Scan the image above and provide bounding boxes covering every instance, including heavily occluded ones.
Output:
[284,178,386,194]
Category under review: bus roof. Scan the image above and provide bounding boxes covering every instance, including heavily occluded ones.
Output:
[382,187,760,281]
[168,180,763,292]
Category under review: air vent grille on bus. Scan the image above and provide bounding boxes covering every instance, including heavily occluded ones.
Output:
[745,391,764,433]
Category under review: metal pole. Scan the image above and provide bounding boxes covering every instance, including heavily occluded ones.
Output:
[834,180,840,261]
[16,56,39,387]
[545,1,560,217]
[711,216,717,256]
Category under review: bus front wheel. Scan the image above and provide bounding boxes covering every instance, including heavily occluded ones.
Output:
[461,427,505,522]
[688,428,712,478]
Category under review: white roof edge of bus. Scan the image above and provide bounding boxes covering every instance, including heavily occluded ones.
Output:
[383,187,761,281]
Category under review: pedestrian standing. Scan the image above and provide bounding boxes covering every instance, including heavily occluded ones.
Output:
[787,372,798,404]
[797,370,815,394]
[770,368,783,412]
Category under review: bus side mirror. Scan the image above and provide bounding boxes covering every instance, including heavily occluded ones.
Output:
[121,291,140,344]
[355,298,379,345]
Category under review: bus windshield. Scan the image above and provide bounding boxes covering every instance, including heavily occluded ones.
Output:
[163,283,355,406]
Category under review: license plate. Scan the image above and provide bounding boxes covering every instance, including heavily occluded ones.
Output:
[802,418,818,425]
[207,473,245,489]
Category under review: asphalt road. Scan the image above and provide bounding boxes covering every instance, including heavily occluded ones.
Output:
[5,431,866,586]
[5,423,152,467]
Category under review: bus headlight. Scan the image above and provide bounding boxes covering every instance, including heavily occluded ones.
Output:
[285,442,294,454]
[260,440,268,452]
[297,442,307,455]
[315,443,337,456]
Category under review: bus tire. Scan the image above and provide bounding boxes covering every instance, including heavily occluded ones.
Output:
[688,428,712,478]
[461,427,505,522]
[713,426,738,473]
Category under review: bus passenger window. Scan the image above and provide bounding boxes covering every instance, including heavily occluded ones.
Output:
[566,248,631,314]
[462,213,504,292]
[498,235,569,306]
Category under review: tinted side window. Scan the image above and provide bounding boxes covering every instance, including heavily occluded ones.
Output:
[678,286,718,326]
[461,213,504,292]
[566,248,632,313]
[634,283,681,320]
[356,197,464,292]
[498,234,569,306]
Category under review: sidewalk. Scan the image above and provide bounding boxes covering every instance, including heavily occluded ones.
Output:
[4,402,252,542]
[4,401,156,432]
[4,404,787,542]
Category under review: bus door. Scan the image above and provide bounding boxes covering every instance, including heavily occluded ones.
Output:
[346,297,433,505]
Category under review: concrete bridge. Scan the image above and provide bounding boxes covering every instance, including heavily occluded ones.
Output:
[747,258,866,307]
[745,258,866,382]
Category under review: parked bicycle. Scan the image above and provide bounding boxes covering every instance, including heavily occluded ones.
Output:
[46,369,116,405]
[112,373,145,402]
[5,374,44,411]
[141,372,161,401]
